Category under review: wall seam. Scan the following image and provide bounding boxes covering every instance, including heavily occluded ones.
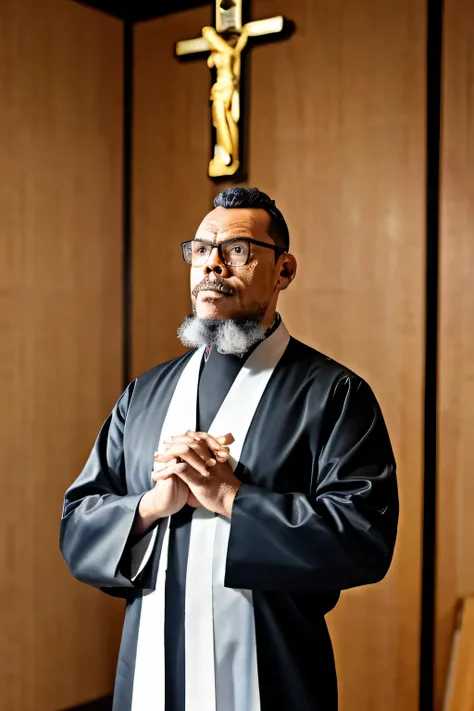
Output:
[122,18,133,387]
[420,0,443,709]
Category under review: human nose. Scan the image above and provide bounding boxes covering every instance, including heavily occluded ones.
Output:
[202,245,231,277]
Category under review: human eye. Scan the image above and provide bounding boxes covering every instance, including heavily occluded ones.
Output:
[193,242,210,255]
[229,240,248,254]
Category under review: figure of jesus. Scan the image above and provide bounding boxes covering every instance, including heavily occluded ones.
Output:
[202,25,249,176]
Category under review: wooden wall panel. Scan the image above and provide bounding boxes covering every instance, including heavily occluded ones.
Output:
[436,0,474,707]
[133,1,426,710]
[133,8,215,376]
[0,1,123,709]
[244,3,425,710]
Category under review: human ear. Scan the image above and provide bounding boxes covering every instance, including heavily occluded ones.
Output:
[277,254,297,290]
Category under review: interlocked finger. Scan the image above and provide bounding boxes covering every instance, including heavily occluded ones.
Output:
[155,443,212,478]
[151,457,177,482]
[193,431,234,446]
[162,434,228,464]
[185,431,233,460]
[153,458,204,484]
[160,443,216,466]
[152,459,184,482]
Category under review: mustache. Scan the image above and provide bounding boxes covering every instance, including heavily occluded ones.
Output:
[192,277,234,297]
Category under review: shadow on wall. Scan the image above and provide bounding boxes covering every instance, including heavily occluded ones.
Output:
[59,697,112,711]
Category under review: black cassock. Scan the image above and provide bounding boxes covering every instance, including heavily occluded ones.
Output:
[60,324,398,711]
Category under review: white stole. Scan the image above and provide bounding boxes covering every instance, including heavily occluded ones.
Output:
[131,321,290,711]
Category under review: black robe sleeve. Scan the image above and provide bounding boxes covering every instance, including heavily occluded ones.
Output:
[60,381,148,595]
[225,374,398,592]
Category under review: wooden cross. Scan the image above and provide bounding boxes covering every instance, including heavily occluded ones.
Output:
[175,0,294,181]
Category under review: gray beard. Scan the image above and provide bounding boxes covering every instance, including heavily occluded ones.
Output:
[177,316,269,357]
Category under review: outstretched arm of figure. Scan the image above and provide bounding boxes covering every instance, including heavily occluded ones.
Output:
[202,26,234,55]
[234,25,249,54]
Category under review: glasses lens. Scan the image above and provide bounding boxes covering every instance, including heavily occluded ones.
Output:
[182,242,193,264]
[185,241,211,265]
[221,239,250,267]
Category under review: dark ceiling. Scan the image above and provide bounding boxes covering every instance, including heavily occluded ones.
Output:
[73,0,210,22]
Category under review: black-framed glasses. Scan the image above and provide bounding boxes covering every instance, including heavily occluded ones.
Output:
[181,238,286,268]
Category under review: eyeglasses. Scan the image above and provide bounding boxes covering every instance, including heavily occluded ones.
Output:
[181,238,286,268]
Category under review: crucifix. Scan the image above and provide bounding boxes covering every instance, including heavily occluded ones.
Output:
[175,0,294,181]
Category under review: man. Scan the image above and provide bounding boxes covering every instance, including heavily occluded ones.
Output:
[60,187,398,711]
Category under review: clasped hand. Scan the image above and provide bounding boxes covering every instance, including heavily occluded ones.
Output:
[142,430,241,523]
[154,430,241,518]
[134,431,242,534]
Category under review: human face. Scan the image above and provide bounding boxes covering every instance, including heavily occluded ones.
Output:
[190,207,285,325]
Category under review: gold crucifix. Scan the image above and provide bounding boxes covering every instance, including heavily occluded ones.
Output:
[175,0,293,181]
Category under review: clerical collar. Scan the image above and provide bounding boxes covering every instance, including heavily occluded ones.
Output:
[204,313,281,363]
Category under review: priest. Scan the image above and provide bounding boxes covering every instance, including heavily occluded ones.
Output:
[60,187,398,711]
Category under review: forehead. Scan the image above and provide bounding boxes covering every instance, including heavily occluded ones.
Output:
[195,206,274,244]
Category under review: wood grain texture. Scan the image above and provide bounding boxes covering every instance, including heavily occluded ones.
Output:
[444,598,474,711]
[132,7,216,376]
[0,1,124,709]
[224,2,426,709]
[133,1,426,709]
[436,0,474,707]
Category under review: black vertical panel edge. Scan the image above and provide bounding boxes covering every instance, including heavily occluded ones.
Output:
[420,1,443,710]
[122,18,133,388]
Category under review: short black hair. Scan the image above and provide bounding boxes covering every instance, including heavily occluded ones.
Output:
[213,187,290,252]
